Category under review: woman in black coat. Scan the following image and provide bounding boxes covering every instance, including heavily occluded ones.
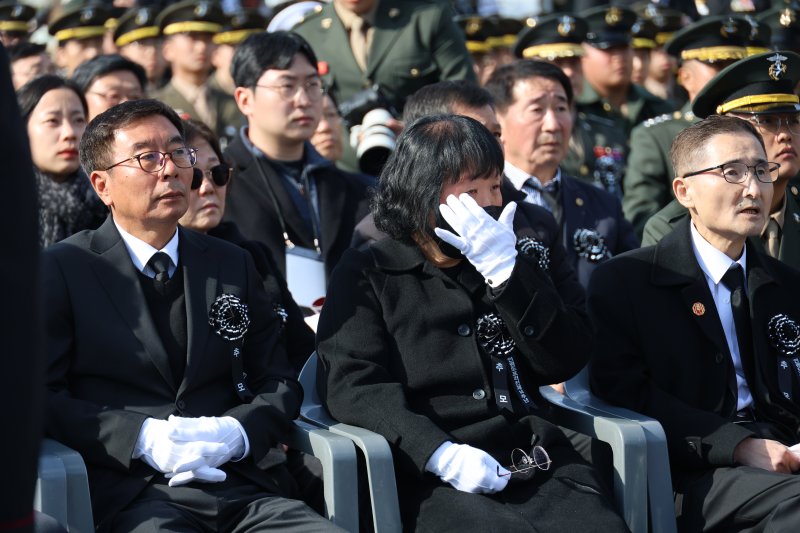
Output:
[316,115,628,531]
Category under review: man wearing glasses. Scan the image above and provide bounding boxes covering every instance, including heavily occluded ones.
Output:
[589,114,800,531]
[642,52,800,272]
[224,31,370,281]
[42,99,340,531]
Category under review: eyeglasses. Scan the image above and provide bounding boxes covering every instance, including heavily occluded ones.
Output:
[105,147,197,172]
[746,113,800,136]
[254,79,326,101]
[87,90,144,105]
[682,160,780,183]
[193,164,232,187]
[497,446,552,480]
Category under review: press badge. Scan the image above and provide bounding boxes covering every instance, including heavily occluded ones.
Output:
[286,246,326,308]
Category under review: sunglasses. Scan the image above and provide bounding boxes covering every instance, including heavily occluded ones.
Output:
[192,164,232,189]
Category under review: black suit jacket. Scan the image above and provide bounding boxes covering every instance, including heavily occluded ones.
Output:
[503,173,639,288]
[588,217,800,475]
[223,135,370,278]
[44,217,302,531]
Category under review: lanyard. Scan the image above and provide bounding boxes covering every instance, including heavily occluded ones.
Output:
[477,313,535,414]
[777,357,800,401]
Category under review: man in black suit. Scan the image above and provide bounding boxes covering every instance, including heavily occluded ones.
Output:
[44,99,340,532]
[590,115,800,531]
[223,31,370,282]
[485,59,639,289]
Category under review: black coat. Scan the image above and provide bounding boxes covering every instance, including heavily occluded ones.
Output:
[316,204,592,501]
[503,174,639,289]
[589,217,800,475]
[43,217,302,531]
[223,135,371,278]
[207,221,315,373]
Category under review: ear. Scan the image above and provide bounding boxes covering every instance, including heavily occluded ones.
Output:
[54,46,67,69]
[234,86,253,116]
[673,176,694,210]
[676,65,690,89]
[90,170,114,208]
[161,37,174,63]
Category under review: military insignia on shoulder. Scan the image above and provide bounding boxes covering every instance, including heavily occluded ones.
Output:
[516,237,550,270]
[643,113,672,127]
[768,53,788,81]
[321,17,332,29]
[573,229,610,263]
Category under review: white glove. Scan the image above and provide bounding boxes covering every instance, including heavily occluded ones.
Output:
[434,194,518,287]
[166,415,248,472]
[133,418,230,474]
[425,441,510,494]
[166,465,227,487]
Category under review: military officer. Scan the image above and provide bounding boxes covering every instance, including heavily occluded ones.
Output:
[631,16,656,87]
[636,4,684,105]
[485,15,522,71]
[514,13,629,196]
[642,51,800,272]
[152,0,242,147]
[209,10,268,96]
[0,1,35,47]
[114,5,167,92]
[577,5,673,139]
[624,16,750,237]
[49,3,110,77]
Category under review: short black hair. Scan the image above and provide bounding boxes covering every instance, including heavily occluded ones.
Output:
[402,80,494,124]
[80,99,185,174]
[17,74,87,122]
[484,59,573,113]
[373,114,504,242]
[71,54,147,94]
[231,31,318,88]
[6,42,46,63]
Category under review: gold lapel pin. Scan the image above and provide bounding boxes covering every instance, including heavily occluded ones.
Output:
[692,302,706,316]
[321,18,332,29]
[575,197,584,206]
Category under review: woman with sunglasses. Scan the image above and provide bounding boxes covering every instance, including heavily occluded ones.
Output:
[178,119,315,373]
[18,74,106,248]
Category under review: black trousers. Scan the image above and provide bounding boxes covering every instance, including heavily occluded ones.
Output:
[110,470,342,533]
[401,443,630,533]
[675,465,800,532]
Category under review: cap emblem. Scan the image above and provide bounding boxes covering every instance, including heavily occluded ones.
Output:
[558,16,574,37]
[768,53,788,81]
[466,17,481,36]
[135,9,150,26]
[780,8,796,28]
[81,8,94,24]
[195,3,209,18]
[720,18,738,38]
[232,14,246,27]
[605,7,622,26]
[11,6,24,18]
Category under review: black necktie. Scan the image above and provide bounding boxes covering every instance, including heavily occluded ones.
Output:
[148,252,171,284]
[720,264,755,390]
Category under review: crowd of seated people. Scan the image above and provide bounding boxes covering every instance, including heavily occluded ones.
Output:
[6,0,800,532]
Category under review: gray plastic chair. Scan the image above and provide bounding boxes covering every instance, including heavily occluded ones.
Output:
[564,367,678,533]
[299,353,403,533]
[37,422,361,532]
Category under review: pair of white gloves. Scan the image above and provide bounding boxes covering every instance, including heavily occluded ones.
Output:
[434,194,518,287]
[133,415,248,487]
[426,441,511,494]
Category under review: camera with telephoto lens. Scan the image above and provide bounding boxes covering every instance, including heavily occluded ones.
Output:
[339,84,398,176]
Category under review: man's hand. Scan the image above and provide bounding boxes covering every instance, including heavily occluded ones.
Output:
[733,438,800,473]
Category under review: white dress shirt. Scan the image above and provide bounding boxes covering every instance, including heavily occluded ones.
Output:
[690,223,753,411]
[503,161,561,210]
[114,220,179,279]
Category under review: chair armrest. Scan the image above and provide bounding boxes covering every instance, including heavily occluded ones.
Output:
[36,438,94,533]
[286,421,360,532]
[564,375,677,533]
[540,386,649,533]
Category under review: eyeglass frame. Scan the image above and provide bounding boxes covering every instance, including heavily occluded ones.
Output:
[104,147,198,173]
[681,159,781,184]
[253,78,327,101]
[738,112,800,136]
[193,164,232,187]
[496,445,552,479]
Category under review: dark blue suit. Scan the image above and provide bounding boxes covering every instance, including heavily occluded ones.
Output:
[502,172,639,288]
